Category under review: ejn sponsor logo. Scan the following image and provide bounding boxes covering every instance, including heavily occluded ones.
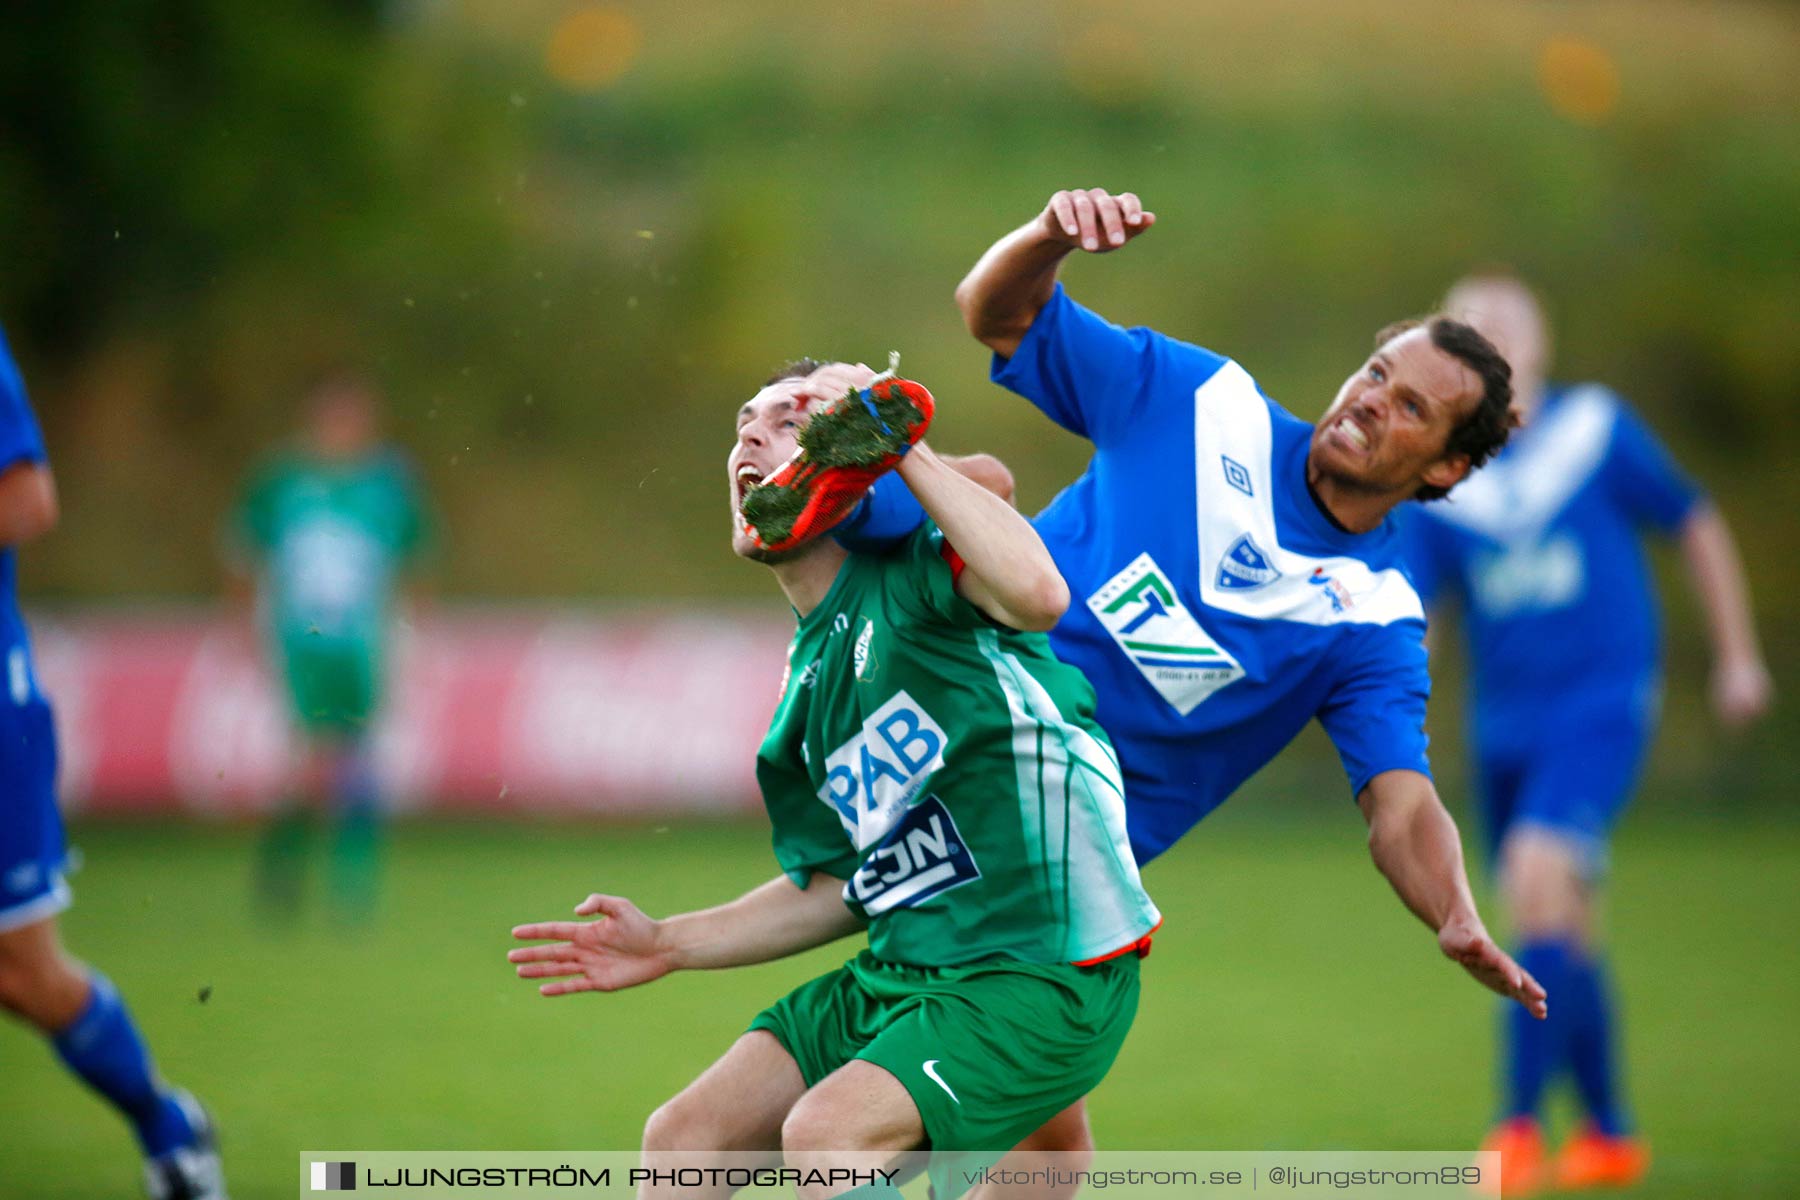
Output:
[310,1160,356,1191]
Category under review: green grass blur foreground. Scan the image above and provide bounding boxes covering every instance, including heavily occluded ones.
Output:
[3,810,1796,1199]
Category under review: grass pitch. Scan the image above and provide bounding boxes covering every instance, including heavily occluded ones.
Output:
[3,809,1796,1198]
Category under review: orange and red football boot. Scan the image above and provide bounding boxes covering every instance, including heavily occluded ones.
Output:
[1475,1117,1545,1196]
[1551,1125,1650,1191]
[740,377,935,554]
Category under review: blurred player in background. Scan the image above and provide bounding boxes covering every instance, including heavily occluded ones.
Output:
[511,362,1160,1200]
[1399,274,1774,1193]
[837,189,1544,1181]
[225,370,432,922]
[0,323,226,1198]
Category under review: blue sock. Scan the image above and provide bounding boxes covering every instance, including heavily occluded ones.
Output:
[51,974,196,1157]
[1565,951,1631,1137]
[1503,939,1575,1122]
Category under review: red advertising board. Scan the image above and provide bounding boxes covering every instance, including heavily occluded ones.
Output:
[30,610,792,817]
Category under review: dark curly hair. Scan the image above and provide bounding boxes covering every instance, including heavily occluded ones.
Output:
[1373,317,1516,502]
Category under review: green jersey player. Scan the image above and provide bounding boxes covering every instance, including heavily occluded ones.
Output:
[508,360,1160,1200]
[225,371,431,919]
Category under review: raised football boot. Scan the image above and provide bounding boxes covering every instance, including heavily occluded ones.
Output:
[740,377,934,553]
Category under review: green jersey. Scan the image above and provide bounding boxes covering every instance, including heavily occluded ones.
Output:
[232,448,430,664]
[757,524,1160,967]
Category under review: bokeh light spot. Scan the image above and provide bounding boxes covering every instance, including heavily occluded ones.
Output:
[546,5,641,93]
[1538,36,1620,126]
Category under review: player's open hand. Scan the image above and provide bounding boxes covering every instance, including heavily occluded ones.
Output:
[508,894,672,997]
[1041,188,1156,254]
[1439,917,1548,1019]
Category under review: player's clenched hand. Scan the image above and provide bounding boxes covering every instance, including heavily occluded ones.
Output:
[508,894,672,997]
[1040,189,1156,254]
[1439,917,1548,1019]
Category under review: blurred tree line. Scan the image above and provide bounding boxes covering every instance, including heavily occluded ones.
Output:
[1,1,1793,784]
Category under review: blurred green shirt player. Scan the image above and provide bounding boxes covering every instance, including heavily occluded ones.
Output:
[226,370,431,920]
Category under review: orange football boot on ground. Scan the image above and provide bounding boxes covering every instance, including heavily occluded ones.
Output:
[740,377,935,554]
[1475,1117,1545,1197]
[1551,1125,1650,1191]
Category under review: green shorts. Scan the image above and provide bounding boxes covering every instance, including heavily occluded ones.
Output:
[281,644,380,737]
[749,949,1140,1161]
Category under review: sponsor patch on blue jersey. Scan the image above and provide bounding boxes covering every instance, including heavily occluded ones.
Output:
[845,795,981,916]
[1088,552,1245,715]
[1216,532,1280,591]
[1307,566,1354,614]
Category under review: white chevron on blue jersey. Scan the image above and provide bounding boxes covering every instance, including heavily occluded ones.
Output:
[1192,362,1424,627]
[1429,385,1618,541]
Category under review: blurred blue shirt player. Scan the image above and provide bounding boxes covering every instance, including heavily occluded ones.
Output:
[1397,275,1773,1190]
[0,323,227,1199]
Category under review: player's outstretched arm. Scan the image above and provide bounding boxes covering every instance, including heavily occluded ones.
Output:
[896,441,1068,632]
[955,188,1156,360]
[508,872,862,997]
[1358,770,1548,1019]
[1678,503,1774,727]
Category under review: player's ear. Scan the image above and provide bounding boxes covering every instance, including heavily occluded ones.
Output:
[1421,452,1471,495]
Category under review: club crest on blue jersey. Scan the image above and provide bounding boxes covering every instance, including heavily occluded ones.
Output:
[844,795,981,916]
[1216,533,1280,591]
[1221,455,1254,497]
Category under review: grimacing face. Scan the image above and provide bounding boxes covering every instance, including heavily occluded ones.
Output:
[1310,326,1484,498]
[727,378,814,561]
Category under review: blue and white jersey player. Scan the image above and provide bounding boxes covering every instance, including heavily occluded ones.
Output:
[1395,275,1772,1190]
[0,322,227,1200]
[836,187,1544,1159]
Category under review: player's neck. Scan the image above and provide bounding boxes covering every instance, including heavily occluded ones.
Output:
[1303,467,1394,535]
[769,541,850,618]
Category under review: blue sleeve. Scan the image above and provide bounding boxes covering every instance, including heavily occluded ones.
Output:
[1316,621,1433,799]
[1605,402,1703,533]
[990,284,1227,447]
[1392,506,1457,607]
[0,326,49,472]
[834,476,926,555]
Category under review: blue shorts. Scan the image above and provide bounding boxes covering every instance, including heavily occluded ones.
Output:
[0,697,69,933]
[1476,719,1650,878]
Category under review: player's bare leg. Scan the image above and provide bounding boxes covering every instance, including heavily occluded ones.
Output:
[637,1030,807,1199]
[964,1099,1093,1200]
[782,1060,924,1198]
[0,915,91,1031]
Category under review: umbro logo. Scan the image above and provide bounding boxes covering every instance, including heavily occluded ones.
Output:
[1221,455,1254,498]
